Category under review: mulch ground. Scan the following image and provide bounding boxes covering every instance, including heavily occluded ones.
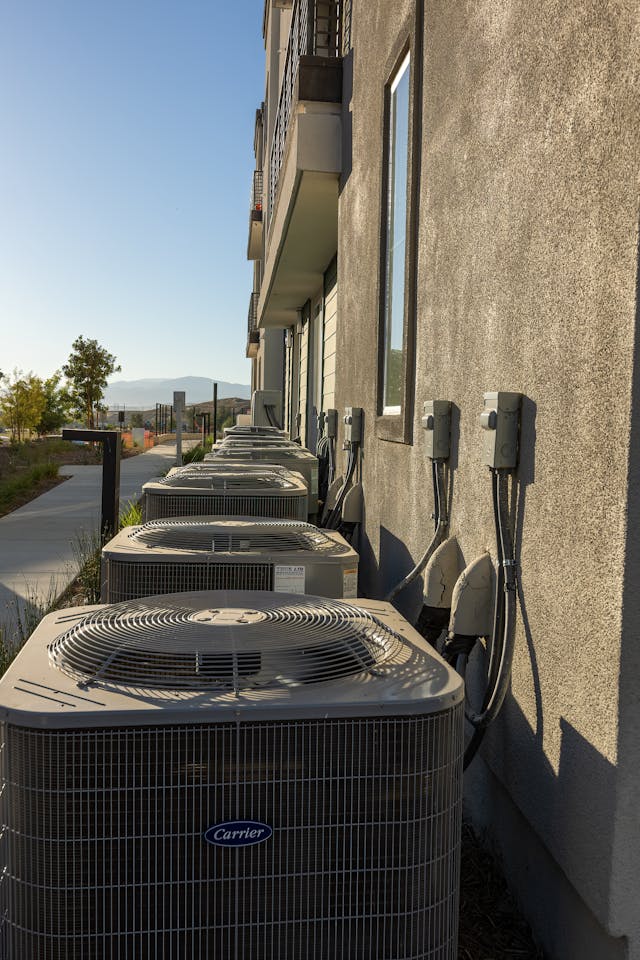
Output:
[459,822,544,959]
[0,473,69,520]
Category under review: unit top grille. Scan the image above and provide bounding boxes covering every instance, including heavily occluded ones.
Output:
[154,472,298,491]
[225,424,285,435]
[128,519,348,554]
[218,438,298,447]
[48,592,405,691]
[209,447,314,460]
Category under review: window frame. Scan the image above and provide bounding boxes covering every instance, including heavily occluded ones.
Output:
[375,33,421,445]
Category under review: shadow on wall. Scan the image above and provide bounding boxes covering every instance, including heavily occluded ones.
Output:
[339,48,354,191]
[357,524,425,621]
[612,215,640,952]
[468,704,626,960]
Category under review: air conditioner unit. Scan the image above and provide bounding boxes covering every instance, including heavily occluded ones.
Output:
[206,446,319,513]
[251,388,282,427]
[0,590,463,958]
[214,436,298,449]
[165,462,305,482]
[142,468,308,521]
[101,518,359,602]
[224,424,287,438]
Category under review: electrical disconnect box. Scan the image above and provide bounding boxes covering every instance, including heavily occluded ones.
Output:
[421,400,451,460]
[251,390,282,428]
[480,392,522,469]
[343,407,363,445]
[326,409,338,439]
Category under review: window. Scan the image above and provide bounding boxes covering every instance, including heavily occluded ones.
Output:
[382,52,411,417]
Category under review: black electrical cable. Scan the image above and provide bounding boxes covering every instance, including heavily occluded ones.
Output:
[384,460,447,602]
[463,470,517,770]
[264,405,282,430]
[316,434,330,505]
[485,470,505,698]
[327,433,336,487]
[325,447,356,529]
[324,443,358,529]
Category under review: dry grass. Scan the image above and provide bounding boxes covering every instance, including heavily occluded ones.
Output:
[0,438,102,517]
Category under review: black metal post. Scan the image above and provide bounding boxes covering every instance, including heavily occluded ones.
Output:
[213,382,218,441]
[61,429,121,543]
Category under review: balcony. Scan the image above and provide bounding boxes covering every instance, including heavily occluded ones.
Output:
[246,291,260,359]
[247,170,264,261]
[259,0,342,328]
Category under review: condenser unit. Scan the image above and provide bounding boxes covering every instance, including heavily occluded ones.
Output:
[142,468,308,521]
[101,518,359,602]
[0,590,464,959]
[212,436,299,450]
[251,388,282,427]
[206,446,319,512]
[224,424,287,438]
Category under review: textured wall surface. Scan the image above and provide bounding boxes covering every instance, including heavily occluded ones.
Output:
[336,0,640,956]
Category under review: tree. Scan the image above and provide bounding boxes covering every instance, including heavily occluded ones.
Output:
[34,372,71,436]
[62,337,121,429]
[130,412,144,428]
[0,370,47,442]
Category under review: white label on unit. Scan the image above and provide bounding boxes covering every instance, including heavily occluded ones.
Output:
[343,568,358,599]
[274,565,306,594]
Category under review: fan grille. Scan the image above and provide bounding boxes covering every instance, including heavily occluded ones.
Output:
[1,711,462,959]
[143,492,307,521]
[211,448,312,460]
[48,594,405,691]
[130,519,343,553]
[157,473,295,490]
[107,561,274,603]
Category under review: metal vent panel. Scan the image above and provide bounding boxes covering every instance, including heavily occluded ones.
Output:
[0,709,463,959]
[107,560,274,603]
[48,594,406,690]
[156,473,296,490]
[143,492,307,521]
[128,519,344,553]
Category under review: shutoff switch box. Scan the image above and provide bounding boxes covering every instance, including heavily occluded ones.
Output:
[343,407,363,445]
[480,392,522,469]
[422,400,451,460]
[326,409,338,439]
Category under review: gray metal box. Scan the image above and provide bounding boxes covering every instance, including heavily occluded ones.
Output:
[480,391,522,469]
[422,400,451,460]
[343,406,363,444]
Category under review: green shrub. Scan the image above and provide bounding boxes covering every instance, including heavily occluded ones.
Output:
[0,462,58,511]
[120,499,143,528]
[182,439,212,464]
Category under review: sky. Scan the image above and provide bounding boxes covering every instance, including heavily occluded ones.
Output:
[0,0,264,386]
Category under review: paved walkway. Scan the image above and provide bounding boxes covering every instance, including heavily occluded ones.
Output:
[0,442,188,633]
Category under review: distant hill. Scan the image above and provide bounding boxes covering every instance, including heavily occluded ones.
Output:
[104,377,250,408]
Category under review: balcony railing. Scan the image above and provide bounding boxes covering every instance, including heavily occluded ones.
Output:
[247,291,260,342]
[268,0,342,215]
[251,170,264,214]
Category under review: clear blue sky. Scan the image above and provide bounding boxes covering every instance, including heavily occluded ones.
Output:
[0,0,265,386]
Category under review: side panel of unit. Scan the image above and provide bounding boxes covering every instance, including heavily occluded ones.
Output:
[0,710,462,959]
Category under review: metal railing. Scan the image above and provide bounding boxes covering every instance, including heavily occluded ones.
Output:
[247,291,260,341]
[268,0,342,216]
[251,170,264,213]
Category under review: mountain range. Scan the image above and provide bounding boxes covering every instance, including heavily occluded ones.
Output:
[104,377,250,408]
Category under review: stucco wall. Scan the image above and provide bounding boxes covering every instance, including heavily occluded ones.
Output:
[336,0,640,955]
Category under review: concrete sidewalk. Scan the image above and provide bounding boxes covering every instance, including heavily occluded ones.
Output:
[0,442,186,629]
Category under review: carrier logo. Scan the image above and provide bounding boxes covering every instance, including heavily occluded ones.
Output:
[204,820,272,848]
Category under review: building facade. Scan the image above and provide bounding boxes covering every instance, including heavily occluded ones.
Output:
[246,2,640,957]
